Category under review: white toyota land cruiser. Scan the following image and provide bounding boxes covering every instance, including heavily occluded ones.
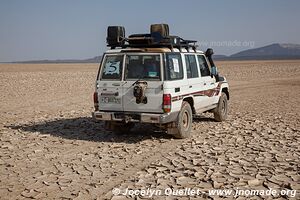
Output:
[92,24,229,138]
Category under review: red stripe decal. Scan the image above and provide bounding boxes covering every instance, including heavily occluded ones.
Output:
[171,82,224,102]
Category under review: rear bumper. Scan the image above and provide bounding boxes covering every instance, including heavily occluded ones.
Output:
[92,111,178,124]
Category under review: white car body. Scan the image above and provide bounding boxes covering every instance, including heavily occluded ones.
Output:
[93,47,229,128]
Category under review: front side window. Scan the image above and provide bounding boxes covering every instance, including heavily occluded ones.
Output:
[165,53,183,80]
[101,55,123,80]
[197,55,210,77]
[185,55,199,78]
[125,55,161,80]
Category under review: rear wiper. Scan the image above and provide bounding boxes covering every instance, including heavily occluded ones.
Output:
[132,75,146,86]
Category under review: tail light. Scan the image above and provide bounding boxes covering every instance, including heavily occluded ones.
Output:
[163,94,171,113]
[93,92,99,111]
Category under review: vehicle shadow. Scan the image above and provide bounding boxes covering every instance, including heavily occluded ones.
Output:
[7,117,173,143]
[193,115,217,122]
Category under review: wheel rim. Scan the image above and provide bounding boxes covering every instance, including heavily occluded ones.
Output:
[221,99,227,116]
[182,111,189,129]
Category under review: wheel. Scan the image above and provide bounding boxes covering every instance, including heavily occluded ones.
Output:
[168,101,193,139]
[214,92,228,122]
[104,121,134,134]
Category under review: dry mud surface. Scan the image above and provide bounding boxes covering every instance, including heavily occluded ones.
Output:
[0,61,299,200]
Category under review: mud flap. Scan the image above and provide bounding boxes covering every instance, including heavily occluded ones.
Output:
[166,122,179,135]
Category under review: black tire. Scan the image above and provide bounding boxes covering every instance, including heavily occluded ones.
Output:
[214,92,228,122]
[172,101,193,139]
[104,121,134,134]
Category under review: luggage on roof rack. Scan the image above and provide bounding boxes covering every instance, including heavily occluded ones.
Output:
[106,24,197,51]
[150,24,169,37]
[128,34,153,45]
[107,26,125,48]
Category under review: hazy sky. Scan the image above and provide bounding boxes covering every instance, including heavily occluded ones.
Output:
[0,0,299,62]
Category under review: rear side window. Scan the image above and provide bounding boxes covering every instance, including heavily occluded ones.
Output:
[197,55,210,77]
[101,55,123,80]
[165,54,183,80]
[185,55,199,78]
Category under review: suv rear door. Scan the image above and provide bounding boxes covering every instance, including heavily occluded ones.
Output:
[122,53,163,113]
[97,54,124,111]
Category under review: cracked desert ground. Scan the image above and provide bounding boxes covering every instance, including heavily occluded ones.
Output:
[0,60,299,200]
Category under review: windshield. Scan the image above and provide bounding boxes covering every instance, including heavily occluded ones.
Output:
[125,55,161,80]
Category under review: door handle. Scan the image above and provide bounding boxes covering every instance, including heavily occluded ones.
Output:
[210,83,214,85]
[112,83,120,86]
[189,85,192,88]
[204,83,207,86]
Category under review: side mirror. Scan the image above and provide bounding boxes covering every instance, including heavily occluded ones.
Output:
[211,65,218,77]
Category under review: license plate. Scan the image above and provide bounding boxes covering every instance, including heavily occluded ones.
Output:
[101,96,121,104]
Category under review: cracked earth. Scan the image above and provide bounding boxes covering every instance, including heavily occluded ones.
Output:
[0,61,299,199]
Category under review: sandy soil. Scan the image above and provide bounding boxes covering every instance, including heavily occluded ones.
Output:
[0,61,299,199]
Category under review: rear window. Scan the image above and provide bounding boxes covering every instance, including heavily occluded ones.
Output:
[165,53,183,80]
[101,55,123,80]
[125,55,161,80]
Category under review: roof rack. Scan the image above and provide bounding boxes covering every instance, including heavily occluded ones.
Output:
[106,24,198,52]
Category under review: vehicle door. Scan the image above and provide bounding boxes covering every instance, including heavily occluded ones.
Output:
[122,53,163,113]
[196,54,217,108]
[163,53,187,112]
[183,54,207,111]
[96,54,124,111]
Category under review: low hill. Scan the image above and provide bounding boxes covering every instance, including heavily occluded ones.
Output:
[228,43,300,60]
[13,56,102,64]
[9,43,300,63]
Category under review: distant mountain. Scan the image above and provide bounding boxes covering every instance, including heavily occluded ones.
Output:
[229,43,300,60]
[14,56,102,64]
[80,56,102,63]
[10,43,300,63]
[212,54,228,60]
